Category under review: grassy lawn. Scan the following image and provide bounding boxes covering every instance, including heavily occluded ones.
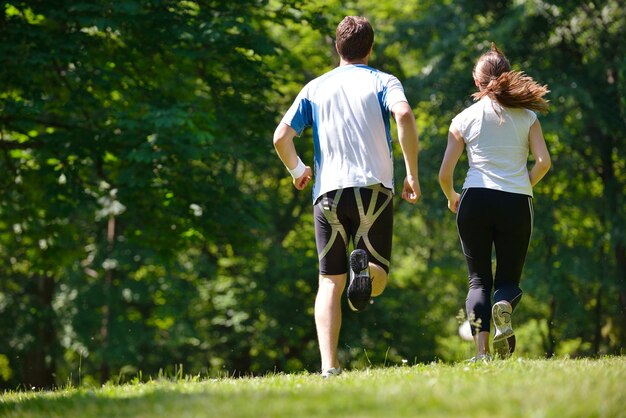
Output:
[1,357,624,418]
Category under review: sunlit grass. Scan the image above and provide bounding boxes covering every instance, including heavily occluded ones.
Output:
[1,357,624,418]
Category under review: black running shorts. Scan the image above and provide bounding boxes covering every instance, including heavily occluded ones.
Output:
[314,184,393,275]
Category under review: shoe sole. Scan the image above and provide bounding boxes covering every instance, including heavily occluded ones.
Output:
[350,249,368,272]
[347,276,372,311]
[492,301,514,358]
[347,249,371,312]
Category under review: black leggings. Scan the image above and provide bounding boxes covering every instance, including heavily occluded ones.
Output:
[456,188,533,334]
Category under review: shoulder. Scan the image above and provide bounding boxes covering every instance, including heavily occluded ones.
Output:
[295,70,336,101]
[508,107,537,125]
[450,100,485,141]
[522,108,537,124]
[307,66,356,94]
[365,66,394,78]
[301,75,323,93]
[452,99,483,124]
[356,65,402,86]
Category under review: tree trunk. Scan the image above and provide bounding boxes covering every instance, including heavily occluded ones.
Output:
[616,243,626,352]
[23,274,56,389]
[545,296,556,358]
[599,132,625,353]
[593,287,602,355]
[99,215,116,384]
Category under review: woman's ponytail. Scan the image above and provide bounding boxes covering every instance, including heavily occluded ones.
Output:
[473,44,550,114]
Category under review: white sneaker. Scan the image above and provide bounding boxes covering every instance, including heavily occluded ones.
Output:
[322,367,342,378]
[492,301,514,358]
[467,353,492,364]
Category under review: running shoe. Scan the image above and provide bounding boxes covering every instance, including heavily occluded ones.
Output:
[347,249,372,312]
[492,301,514,359]
[467,353,492,364]
[322,367,342,378]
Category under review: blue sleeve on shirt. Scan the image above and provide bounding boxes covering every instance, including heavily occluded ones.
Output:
[286,98,313,136]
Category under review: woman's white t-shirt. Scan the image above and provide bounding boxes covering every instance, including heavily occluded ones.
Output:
[450,97,537,197]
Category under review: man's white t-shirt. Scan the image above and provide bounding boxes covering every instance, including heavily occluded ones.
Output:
[451,97,537,197]
[281,64,408,203]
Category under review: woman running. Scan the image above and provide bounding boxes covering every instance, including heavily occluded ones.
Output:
[439,43,551,360]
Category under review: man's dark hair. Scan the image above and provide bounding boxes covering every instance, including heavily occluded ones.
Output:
[335,16,374,61]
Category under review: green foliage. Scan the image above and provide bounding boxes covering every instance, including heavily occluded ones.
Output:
[0,355,12,382]
[0,0,624,390]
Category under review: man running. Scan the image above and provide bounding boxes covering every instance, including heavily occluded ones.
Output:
[273,16,421,377]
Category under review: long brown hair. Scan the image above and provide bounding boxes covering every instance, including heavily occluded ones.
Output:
[472,43,550,114]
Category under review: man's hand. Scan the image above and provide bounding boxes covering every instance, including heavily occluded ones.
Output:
[293,166,312,190]
[402,176,421,203]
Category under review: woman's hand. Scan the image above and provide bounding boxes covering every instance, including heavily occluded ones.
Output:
[447,192,460,213]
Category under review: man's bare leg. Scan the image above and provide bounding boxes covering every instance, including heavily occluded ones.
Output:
[315,273,346,372]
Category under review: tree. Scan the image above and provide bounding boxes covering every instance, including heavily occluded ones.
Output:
[0,0,284,387]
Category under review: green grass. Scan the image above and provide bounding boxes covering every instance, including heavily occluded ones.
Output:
[1,357,625,418]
